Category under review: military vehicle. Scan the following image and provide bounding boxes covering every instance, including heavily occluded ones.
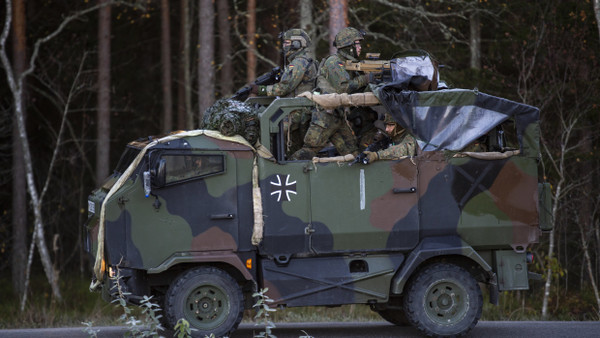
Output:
[84,86,552,337]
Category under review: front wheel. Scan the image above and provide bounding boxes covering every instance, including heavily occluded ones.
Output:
[164,267,244,337]
[403,263,482,337]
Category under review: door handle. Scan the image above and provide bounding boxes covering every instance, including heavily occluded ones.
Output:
[393,187,416,194]
[210,213,235,220]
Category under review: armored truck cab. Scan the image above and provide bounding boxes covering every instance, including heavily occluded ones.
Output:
[85,88,552,337]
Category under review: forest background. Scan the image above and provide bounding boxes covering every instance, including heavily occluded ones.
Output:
[1,0,600,328]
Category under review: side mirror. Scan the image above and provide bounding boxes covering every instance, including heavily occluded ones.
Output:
[151,158,166,188]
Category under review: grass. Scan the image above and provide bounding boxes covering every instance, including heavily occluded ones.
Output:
[0,274,122,329]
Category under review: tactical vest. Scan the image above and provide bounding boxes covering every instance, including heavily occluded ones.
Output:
[315,55,337,94]
[292,56,318,96]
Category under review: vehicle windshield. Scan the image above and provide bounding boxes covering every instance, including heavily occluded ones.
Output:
[114,146,141,175]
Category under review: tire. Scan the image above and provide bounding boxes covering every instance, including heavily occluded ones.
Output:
[374,296,410,326]
[403,263,482,337]
[377,308,411,326]
[164,267,244,338]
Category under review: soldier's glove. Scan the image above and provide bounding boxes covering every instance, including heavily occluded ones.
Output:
[250,84,259,95]
[363,151,379,164]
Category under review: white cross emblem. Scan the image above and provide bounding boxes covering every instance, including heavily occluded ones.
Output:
[270,174,297,202]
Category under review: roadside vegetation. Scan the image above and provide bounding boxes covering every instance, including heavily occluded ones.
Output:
[1,271,598,332]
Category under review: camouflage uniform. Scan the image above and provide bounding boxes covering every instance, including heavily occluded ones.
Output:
[255,29,317,155]
[365,114,417,162]
[290,27,369,160]
[376,129,417,159]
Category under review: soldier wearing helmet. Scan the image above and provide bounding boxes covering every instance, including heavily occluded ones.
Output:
[290,27,371,160]
[251,28,317,97]
[250,28,317,155]
[316,27,369,94]
[363,113,417,163]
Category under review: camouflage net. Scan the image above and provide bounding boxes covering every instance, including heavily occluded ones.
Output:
[91,130,266,287]
[201,98,260,145]
[298,91,380,109]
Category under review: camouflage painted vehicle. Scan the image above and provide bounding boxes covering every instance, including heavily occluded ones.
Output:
[84,88,552,337]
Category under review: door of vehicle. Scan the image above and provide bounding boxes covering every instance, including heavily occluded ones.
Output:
[258,158,311,259]
[308,158,420,254]
[126,149,238,269]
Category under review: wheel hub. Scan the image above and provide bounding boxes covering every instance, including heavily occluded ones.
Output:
[185,285,229,329]
[425,280,467,324]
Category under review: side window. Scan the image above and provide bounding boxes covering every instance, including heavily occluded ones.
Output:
[163,154,225,185]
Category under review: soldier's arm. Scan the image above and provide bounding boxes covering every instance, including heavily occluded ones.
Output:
[376,135,417,160]
[262,58,308,97]
[327,59,368,94]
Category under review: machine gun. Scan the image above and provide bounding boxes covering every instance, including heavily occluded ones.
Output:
[344,53,392,83]
[231,67,282,101]
[350,130,391,165]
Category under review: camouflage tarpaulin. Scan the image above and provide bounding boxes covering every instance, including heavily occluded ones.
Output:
[373,87,540,156]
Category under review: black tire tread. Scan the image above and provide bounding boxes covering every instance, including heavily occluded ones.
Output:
[403,263,482,337]
[164,266,244,338]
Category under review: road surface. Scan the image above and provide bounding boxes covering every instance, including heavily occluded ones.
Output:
[1,321,599,337]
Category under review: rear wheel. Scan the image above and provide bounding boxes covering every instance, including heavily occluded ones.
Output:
[373,296,410,326]
[403,263,482,337]
[164,267,244,337]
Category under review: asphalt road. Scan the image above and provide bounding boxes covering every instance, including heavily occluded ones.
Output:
[1,321,599,337]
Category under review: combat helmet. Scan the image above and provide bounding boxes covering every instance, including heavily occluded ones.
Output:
[383,113,397,125]
[281,28,311,58]
[333,27,364,49]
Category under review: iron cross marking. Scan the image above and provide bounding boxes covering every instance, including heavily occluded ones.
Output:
[270,174,297,202]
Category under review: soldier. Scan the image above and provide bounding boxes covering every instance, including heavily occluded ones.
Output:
[363,114,417,163]
[250,29,317,155]
[290,27,371,160]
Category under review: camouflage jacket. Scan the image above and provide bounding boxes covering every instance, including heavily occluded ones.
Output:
[261,49,317,97]
[377,129,417,160]
[316,51,368,94]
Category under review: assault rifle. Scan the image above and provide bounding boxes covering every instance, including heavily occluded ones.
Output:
[344,53,392,83]
[350,130,391,165]
[231,67,282,101]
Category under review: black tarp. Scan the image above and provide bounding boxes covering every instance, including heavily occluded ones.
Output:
[372,86,540,156]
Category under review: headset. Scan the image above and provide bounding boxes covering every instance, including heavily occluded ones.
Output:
[290,35,307,50]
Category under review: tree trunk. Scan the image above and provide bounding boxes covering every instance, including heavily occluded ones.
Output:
[246,0,256,82]
[469,9,481,70]
[178,0,192,129]
[96,0,111,184]
[217,0,233,96]
[161,0,173,133]
[300,0,316,57]
[198,0,215,123]
[11,0,27,299]
[594,0,600,42]
[328,0,347,55]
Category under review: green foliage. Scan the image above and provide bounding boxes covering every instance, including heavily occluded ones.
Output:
[173,318,195,338]
[108,267,165,337]
[81,321,99,338]
[252,288,277,338]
